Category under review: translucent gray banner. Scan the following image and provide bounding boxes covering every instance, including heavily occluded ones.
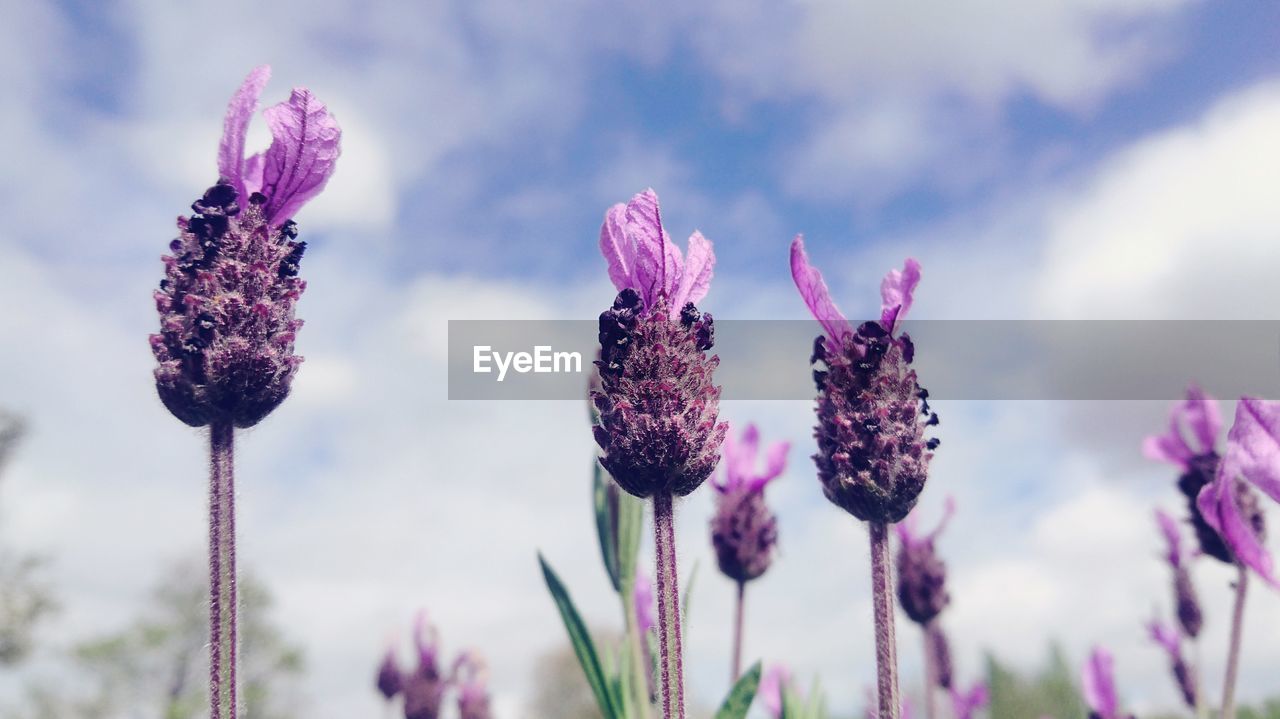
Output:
[446,320,1280,400]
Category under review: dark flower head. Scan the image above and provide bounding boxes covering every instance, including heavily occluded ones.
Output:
[1154,509,1202,638]
[375,644,403,701]
[895,498,953,625]
[452,651,493,719]
[402,612,446,719]
[790,236,936,524]
[1148,619,1197,709]
[710,424,789,583]
[592,190,727,499]
[1196,397,1280,586]
[150,66,340,428]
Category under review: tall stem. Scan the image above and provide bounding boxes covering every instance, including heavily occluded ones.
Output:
[1221,565,1249,719]
[922,621,937,719]
[654,493,685,719]
[209,422,238,719]
[731,580,745,684]
[870,521,900,719]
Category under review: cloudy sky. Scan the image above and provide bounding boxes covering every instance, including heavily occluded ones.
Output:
[2,0,1280,717]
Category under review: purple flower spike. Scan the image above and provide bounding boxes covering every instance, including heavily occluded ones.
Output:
[759,664,792,719]
[895,498,954,626]
[1147,386,1235,564]
[949,682,988,719]
[711,424,788,584]
[452,651,493,719]
[1081,647,1133,719]
[375,644,403,701]
[1154,509,1203,637]
[1147,619,1197,709]
[791,241,937,523]
[402,612,446,719]
[151,67,340,429]
[1196,397,1279,586]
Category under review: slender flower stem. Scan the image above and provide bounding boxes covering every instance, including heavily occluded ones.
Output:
[870,521,900,719]
[922,621,937,719]
[209,422,238,719]
[622,577,654,719]
[1221,565,1249,719]
[654,492,685,719]
[731,580,745,684]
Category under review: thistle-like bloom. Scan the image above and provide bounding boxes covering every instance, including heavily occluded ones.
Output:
[710,424,789,583]
[1145,386,1235,563]
[1081,647,1132,719]
[790,237,937,523]
[592,189,726,499]
[151,65,340,428]
[895,498,954,626]
[1148,619,1197,709]
[402,612,447,719]
[1154,509,1203,637]
[949,682,988,719]
[452,652,493,719]
[1195,397,1280,586]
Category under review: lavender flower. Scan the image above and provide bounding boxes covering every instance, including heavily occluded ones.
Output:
[1154,509,1203,638]
[1145,386,1235,563]
[376,644,404,701]
[791,236,935,719]
[1148,619,1197,709]
[150,65,339,719]
[1081,647,1132,719]
[949,682,988,719]
[452,652,493,719]
[895,499,953,626]
[593,189,726,719]
[151,65,340,429]
[790,238,936,524]
[711,424,789,584]
[402,613,446,719]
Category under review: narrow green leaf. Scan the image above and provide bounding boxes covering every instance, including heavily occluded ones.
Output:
[593,461,623,593]
[714,661,762,719]
[538,553,618,719]
[616,487,644,592]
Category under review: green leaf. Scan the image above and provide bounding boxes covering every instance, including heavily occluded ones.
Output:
[714,661,762,719]
[538,553,619,719]
[594,461,623,593]
[616,485,644,594]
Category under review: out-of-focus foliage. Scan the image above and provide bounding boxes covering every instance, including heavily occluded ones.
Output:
[985,645,1085,719]
[528,639,609,719]
[4,561,303,719]
[0,412,55,668]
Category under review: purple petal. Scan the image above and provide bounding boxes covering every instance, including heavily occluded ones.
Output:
[789,235,852,345]
[879,258,922,334]
[1223,397,1280,504]
[1146,619,1180,655]
[759,665,791,719]
[1081,646,1118,718]
[928,496,957,542]
[1197,472,1280,587]
[753,440,790,491]
[950,682,989,719]
[1182,385,1222,455]
[1143,414,1194,469]
[242,152,265,196]
[1155,509,1183,568]
[260,88,342,224]
[669,230,714,319]
[218,65,271,199]
[627,189,681,308]
[600,203,637,292]
[634,571,655,636]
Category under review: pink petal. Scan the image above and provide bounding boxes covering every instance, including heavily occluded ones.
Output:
[789,235,852,345]
[669,230,714,319]
[1182,385,1222,455]
[1197,474,1279,587]
[627,189,681,308]
[879,258,921,333]
[599,203,637,293]
[1224,397,1280,504]
[242,152,265,196]
[1155,508,1183,567]
[260,88,342,224]
[1142,414,1194,470]
[1081,646,1118,718]
[759,665,791,719]
[218,65,271,199]
[754,440,790,490]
